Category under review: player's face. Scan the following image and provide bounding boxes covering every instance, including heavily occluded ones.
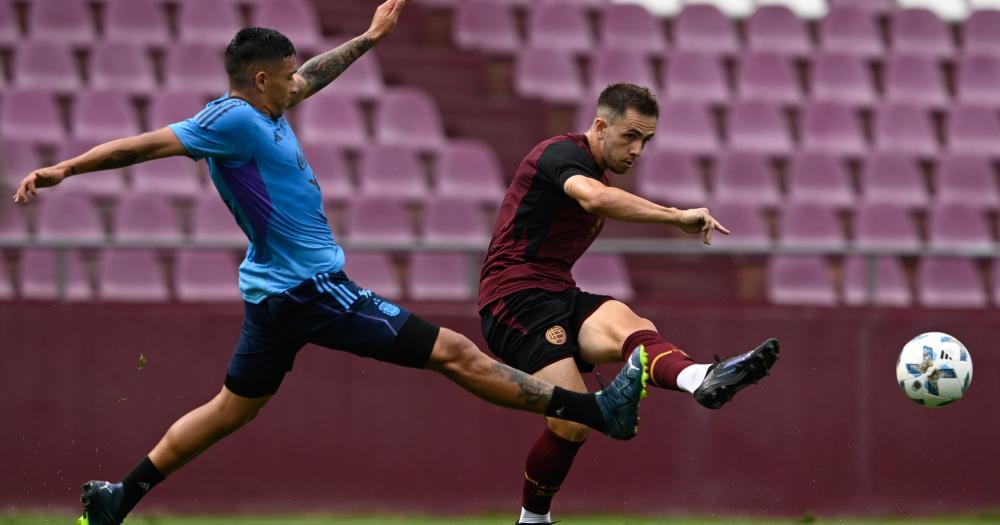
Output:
[264,56,300,114]
[599,109,656,174]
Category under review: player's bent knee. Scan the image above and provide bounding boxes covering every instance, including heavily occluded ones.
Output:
[547,417,590,442]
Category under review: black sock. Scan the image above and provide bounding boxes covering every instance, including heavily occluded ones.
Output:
[120,456,165,516]
[546,387,606,432]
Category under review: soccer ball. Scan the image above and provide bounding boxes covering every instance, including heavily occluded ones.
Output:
[896,332,973,407]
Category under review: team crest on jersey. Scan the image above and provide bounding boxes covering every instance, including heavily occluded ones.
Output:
[379,301,401,317]
[545,325,567,345]
[297,150,309,171]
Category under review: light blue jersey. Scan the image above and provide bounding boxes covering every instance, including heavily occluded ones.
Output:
[170,95,345,303]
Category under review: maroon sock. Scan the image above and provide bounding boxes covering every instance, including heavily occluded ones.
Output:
[522,428,585,515]
[622,329,695,391]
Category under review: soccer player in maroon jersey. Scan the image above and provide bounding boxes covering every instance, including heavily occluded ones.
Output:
[478,83,780,524]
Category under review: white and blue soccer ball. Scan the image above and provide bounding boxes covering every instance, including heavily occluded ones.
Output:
[896,332,973,407]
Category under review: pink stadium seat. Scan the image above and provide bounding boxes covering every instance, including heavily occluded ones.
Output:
[90,42,156,95]
[345,197,414,245]
[358,145,429,202]
[819,6,883,58]
[662,51,728,104]
[165,44,229,96]
[873,104,938,157]
[19,248,92,301]
[956,54,1000,106]
[890,8,955,58]
[705,200,770,248]
[673,4,738,55]
[131,157,203,199]
[175,250,241,302]
[374,88,446,153]
[800,102,866,156]
[0,139,38,187]
[766,255,836,306]
[36,192,104,242]
[843,256,912,307]
[14,40,79,91]
[927,202,995,251]
[436,139,505,204]
[713,151,780,206]
[589,47,657,98]
[113,192,182,242]
[408,252,474,300]
[422,197,489,245]
[177,1,240,47]
[526,2,593,54]
[634,150,707,208]
[0,200,28,241]
[964,10,1000,57]
[736,52,801,105]
[453,0,520,55]
[853,203,921,250]
[0,89,64,143]
[97,249,168,302]
[786,152,854,208]
[103,0,170,47]
[778,202,846,249]
[810,52,876,107]
[316,46,385,100]
[746,5,811,57]
[652,100,719,154]
[917,257,987,308]
[300,144,352,203]
[599,4,666,55]
[54,140,127,199]
[860,152,930,208]
[726,101,792,154]
[297,94,368,150]
[253,0,324,51]
[935,154,1000,211]
[72,90,141,143]
[572,253,633,301]
[342,252,401,300]
[0,0,18,48]
[148,90,207,129]
[191,195,246,244]
[946,104,1000,156]
[515,48,585,104]
[27,0,95,45]
[884,54,948,108]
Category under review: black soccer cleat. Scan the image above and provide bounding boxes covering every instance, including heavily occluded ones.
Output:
[77,480,125,525]
[693,338,779,410]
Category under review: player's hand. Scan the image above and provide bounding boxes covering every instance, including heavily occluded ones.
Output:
[677,207,730,245]
[12,165,70,204]
[366,0,407,43]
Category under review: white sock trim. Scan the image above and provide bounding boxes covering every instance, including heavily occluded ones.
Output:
[676,363,711,394]
[518,507,552,524]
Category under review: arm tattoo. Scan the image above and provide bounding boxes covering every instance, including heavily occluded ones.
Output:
[293,36,374,103]
[95,150,142,171]
[494,362,552,408]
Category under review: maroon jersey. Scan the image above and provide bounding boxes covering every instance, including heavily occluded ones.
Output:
[478,133,608,310]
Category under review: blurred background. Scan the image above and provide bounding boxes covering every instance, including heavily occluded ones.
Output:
[1,0,998,520]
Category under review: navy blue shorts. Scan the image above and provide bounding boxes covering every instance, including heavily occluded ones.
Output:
[224,271,440,398]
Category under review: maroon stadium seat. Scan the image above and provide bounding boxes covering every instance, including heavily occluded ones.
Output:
[165,43,229,96]
[103,0,170,47]
[843,256,912,307]
[860,152,930,208]
[408,252,474,300]
[713,151,780,207]
[873,104,939,157]
[662,50,728,104]
[946,104,1000,156]
[746,5,811,57]
[786,152,855,208]
[422,197,489,245]
[97,249,168,302]
[917,257,987,308]
[705,200,770,248]
[131,157,203,199]
[736,51,801,105]
[175,250,241,302]
[589,47,657,99]
[927,202,995,251]
[344,197,414,245]
[19,248,92,301]
[778,202,846,249]
[599,4,666,55]
[36,192,104,242]
[72,89,141,143]
[297,94,368,150]
[766,255,837,306]
[572,253,633,301]
[453,0,520,55]
[819,6,883,58]
[853,203,921,250]
[373,88,446,153]
[90,42,157,95]
[27,0,95,45]
[252,0,324,52]
[191,194,246,244]
[956,54,1000,106]
[726,101,792,154]
[800,102,866,156]
[342,251,401,300]
[358,145,429,202]
[673,4,738,55]
[113,192,182,242]
[890,8,955,58]
[963,10,1000,57]
[515,48,585,104]
[435,139,505,204]
[300,144,353,204]
[884,54,948,108]
[810,52,876,107]
[652,100,719,154]
[176,1,241,47]
[935,153,1000,211]
[14,40,80,91]
[54,140,127,199]
[0,89,65,143]
[526,1,593,54]
[634,150,707,208]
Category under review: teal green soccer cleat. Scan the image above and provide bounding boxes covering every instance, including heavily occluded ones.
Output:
[77,481,125,525]
[594,345,649,440]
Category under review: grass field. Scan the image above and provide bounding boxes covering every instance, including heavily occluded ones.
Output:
[3,514,1000,525]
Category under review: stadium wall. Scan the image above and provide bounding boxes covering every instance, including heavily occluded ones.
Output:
[1,301,996,517]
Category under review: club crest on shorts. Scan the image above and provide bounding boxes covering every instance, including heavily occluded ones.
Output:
[545,325,567,345]
[378,301,401,317]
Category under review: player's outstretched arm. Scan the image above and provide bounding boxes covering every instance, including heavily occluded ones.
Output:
[288,0,407,107]
[11,127,186,204]
[563,174,730,245]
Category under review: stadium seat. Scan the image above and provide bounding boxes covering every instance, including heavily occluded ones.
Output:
[895,0,969,22]
[800,102,866,156]
[0,0,18,48]
[453,0,520,55]
[599,3,666,55]
[0,200,28,241]
[672,4,738,55]
[71,90,141,143]
[252,0,324,52]
[735,51,802,105]
[819,6,883,59]
[131,157,204,199]
[755,0,827,19]
[422,197,489,246]
[946,104,1000,156]
[344,197,414,245]
[712,151,780,207]
[956,54,1000,107]
[843,256,912,307]
[778,202,846,249]
[853,203,921,250]
[935,153,1000,211]
[148,90,207,130]
[704,200,770,248]
[917,257,987,308]
[300,144,353,204]
[54,140,127,199]
[19,248,92,301]
[652,100,719,154]
[408,252,474,300]
[963,10,1000,57]
[0,89,64,143]
[883,54,948,108]
[341,251,401,300]
[0,139,39,187]
[786,152,855,208]
[175,250,241,302]
[90,42,157,95]
[873,104,939,157]
[373,88,446,153]
[176,1,241,47]
[314,43,385,100]
[634,150,707,208]
[165,43,229,96]
[358,145,429,202]
[662,51,729,104]
[809,53,876,107]
[514,48,585,104]
[766,255,837,306]
[572,253,634,301]
[297,94,368,150]
[435,139,505,205]
[14,40,80,91]
[526,2,593,54]
[113,192,182,242]
[745,5,811,57]
[860,152,930,208]
[27,0,96,45]
[588,48,657,99]
[97,249,168,302]
[890,8,955,58]
[103,0,170,47]
[927,202,995,251]
[826,0,893,13]
[191,194,246,244]
[36,192,104,242]
[726,101,792,154]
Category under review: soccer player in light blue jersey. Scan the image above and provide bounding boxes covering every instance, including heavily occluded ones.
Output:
[11,1,649,523]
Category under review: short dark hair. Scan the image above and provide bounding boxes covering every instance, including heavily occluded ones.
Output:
[596,83,659,121]
[224,27,296,87]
